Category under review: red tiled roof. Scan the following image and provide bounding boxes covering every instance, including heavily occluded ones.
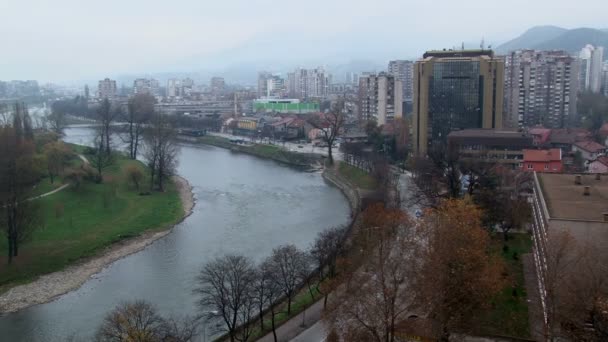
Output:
[574,140,606,153]
[529,127,551,135]
[523,148,562,162]
[595,156,608,167]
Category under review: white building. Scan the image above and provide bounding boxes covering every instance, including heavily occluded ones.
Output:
[167,79,181,97]
[286,67,331,99]
[97,78,117,99]
[579,45,604,93]
[358,72,403,125]
[133,78,160,95]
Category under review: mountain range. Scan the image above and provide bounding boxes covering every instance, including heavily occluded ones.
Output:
[495,26,608,56]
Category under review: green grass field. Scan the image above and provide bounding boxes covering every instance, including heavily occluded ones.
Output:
[337,161,377,190]
[473,233,533,338]
[0,147,183,292]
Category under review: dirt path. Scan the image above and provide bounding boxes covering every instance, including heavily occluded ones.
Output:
[0,175,194,314]
[27,183,70,201]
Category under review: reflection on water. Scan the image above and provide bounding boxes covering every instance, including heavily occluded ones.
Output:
[0,127,350,341]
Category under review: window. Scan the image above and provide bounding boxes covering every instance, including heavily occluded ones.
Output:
[544,164,549,170]
[527,164,533,169]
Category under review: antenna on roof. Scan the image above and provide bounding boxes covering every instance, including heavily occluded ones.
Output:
[462,42,465,50]
[480,37,485,50]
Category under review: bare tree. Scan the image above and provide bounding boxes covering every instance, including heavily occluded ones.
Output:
[95,300,199,342]
[124,93,155,159]
[310,225,347,280]
[90,130,114,183]
[195,255,256,342]
[268,244,309,315]
[43,141,70,184]
[96,98,118,154]
[325,204,420,342]
[308,101,345,165]
[256,258,282,342]
[144,113,179,191]
[45,108,66,135]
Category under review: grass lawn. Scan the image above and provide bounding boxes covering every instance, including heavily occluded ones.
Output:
[337,161,377,190]
[0,146,183,292]
[473,233,533,338]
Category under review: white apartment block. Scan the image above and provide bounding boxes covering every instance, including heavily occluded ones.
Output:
[286,67,330,99]
[579,45,604,94]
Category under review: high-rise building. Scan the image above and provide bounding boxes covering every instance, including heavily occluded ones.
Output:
[84,84,90,99]
[285,67,330,99]
[257,72,285,98]
[358,72,403,126]
[412,50,504,156]
[504,50,579,129]
[181,78,194,96]
[97,78,117,99]
[210,77,225,94]
[167,79,180,97]
[133,78,160,95]
[388,60,414,103]
[602,62,608,96]
[345,72,359,85]
[579,45,605,94]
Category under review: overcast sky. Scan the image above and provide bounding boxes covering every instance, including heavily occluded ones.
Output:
[1,0,607,82]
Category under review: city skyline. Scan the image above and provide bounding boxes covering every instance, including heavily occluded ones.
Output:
[2,0,607,82]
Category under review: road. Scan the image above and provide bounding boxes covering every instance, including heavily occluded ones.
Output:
[257,299,325,342]
[290,321,327,342]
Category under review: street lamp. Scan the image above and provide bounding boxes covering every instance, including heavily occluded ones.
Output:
[201,310,219,342]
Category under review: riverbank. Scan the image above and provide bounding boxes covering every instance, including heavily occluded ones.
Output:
[182,134,323,169]
[0,175,194,314]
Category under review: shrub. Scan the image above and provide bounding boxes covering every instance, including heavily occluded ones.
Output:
[125,165,144,191]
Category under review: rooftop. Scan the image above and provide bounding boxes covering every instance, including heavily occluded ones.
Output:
[523,149,562,162]
[574,140,606,153]
[423,49,495,59]
[538,173,608,221]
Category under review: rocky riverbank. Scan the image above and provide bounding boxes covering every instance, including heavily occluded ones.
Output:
[0,176,195,314]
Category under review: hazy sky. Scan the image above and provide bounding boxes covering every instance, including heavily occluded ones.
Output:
[1,0,607,82]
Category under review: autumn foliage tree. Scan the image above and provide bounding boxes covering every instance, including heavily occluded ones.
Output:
[418,199,507,340]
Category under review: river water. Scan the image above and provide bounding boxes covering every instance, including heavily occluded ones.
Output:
[0,127,350,341]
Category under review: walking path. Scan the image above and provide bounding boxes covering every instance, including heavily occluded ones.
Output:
[257,300,325,342]
[27,183,70,200]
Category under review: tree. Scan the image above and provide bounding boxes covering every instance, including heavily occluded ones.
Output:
[95,300,199,342]
[43,141,70,184]
[418,199,507,340]
[308,101,345,165]
[125,165,144,191]
[124,93,155,160]
[143,113,179,191]
[325,204,420,342]
[195,255,256,342]
[96,98,118,154]
[310,225,347,280]
[45,108,67,134]
[90,130,114,183]
[0,104,43,263]
[256,258,282,342]
[268,244,309,315]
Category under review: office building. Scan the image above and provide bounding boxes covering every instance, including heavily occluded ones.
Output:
[388,60,414,103]
[97,78,117,99]
[579,45,604,93]
[358,72,403,126]
[447,129,532,169]
[412,50,504,156]
[504,50,579,129]
[210,77,225,94]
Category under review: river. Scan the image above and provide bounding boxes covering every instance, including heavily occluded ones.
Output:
[0,127,350,341]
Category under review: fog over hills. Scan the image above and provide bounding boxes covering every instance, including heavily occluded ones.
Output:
[496,26,608,56]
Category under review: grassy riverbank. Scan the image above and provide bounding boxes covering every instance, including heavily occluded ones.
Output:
[0,146,183,293]
[336,161,377,190]
[195,135,322,167]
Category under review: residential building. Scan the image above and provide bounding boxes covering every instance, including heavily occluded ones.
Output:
[579,45,604,93]
[588,156,608,173]
[602,62,608,96]
[286,67,331,99]
[522,149,563,172]
[97,78,117,99]
[572,140,606,162]
[345,72,359,86]
[388,60,414,103]
[258,72,285,98]
[530,173,608,329]
[413,50,504,156]
[528,127,551,146]
[548,128,592,152]
[210,77,225,94]
[447,129,533,169]
[167,79,181,97]
[181,78,194,96]
[504,50,579,129]
[84,84,90,99]
[133,78,160,95]
[358,72,403,126]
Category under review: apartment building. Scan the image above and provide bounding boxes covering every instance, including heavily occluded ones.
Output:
[358,72,403,126]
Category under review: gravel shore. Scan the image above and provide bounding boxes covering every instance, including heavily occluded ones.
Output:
[0,175,195,314]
